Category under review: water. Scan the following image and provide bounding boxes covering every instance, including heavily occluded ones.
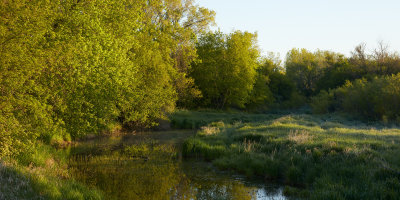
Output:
[67,131,287,200]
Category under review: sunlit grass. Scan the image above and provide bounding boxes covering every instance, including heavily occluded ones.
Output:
[177,110,400,199]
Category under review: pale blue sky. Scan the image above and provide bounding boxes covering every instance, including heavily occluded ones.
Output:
[197,0,400,60]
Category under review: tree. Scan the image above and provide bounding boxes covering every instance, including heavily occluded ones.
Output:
[190,31,260,108]
[285,49,355,96]
[141,0,216,108]
[0,0,59,156]
[0,0,215,156]
[246,57,282,109]
[285,49,329,96]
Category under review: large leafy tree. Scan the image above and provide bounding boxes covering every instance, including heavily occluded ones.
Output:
[285,49,327,96]
[191,31,260,108]
[0,0,215,156]
[286,49,350,96]
[0,0,58,157]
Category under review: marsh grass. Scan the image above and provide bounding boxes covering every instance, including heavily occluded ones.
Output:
[0,161,41,200]
[288,130,313,144]
[200,126,220,136]
[179,110,400,199]
[170,110,279,130]
[1,143,102,200]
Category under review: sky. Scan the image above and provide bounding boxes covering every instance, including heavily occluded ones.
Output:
[196,0,400,60]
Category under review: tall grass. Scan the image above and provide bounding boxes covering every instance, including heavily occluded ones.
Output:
[180,110,400,199]
[0,143,102,200]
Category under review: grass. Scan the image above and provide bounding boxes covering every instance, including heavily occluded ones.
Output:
[170,109,279,130]
[176,110,400,199]
[0,143,102,200]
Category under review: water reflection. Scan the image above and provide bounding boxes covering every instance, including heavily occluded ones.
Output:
[68,132,286,200]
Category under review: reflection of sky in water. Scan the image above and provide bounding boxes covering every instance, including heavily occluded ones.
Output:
[188,184,285,200]
[256,188,285,200]
[184,163,286,200]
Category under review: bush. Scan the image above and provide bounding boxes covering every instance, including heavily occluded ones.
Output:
[310,90,335,114]
[280,92,307,109]
[312,74,400,122]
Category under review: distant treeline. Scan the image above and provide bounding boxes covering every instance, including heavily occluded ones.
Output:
[192,33,400,124]
[1,0,400,157]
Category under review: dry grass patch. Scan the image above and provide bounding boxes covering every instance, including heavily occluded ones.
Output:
[199,126,220,135]
[289,130,314,144]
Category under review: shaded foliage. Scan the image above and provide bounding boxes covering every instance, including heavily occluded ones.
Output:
[312,74,400,122]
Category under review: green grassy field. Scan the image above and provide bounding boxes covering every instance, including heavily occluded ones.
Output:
[175,110,400,199]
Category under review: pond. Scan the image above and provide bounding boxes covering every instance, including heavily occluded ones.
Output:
[67,131,287,200]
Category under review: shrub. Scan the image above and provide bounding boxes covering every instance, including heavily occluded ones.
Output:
[310,90,335,114]
[311,74,400,122]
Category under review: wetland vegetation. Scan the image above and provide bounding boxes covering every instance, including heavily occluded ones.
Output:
[177,111,400,199]
[1,0,400,199]
[67,131,286,200]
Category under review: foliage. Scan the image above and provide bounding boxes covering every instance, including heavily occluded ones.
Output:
[349,42,400,77]
[268,71,295,103]
[285,49,325,96]
[312,74,400,122]
[190,31,260,108]
[0,0,215,157]
[2,1,400,198]
[285,49,348,96]
[0,0,61,157]
[246,58,276,109]
[313,43,400,95]
[310,90,335,114]
[315,55,355,92]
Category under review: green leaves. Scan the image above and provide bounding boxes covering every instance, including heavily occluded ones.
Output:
[0,0,215,157]
[191,31,260,108]
[311,74,400,122]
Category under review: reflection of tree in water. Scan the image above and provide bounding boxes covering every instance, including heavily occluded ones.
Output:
[69,143,193,200]
[68,143,259,200]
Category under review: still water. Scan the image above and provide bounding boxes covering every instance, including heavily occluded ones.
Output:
[67,131,287,200]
